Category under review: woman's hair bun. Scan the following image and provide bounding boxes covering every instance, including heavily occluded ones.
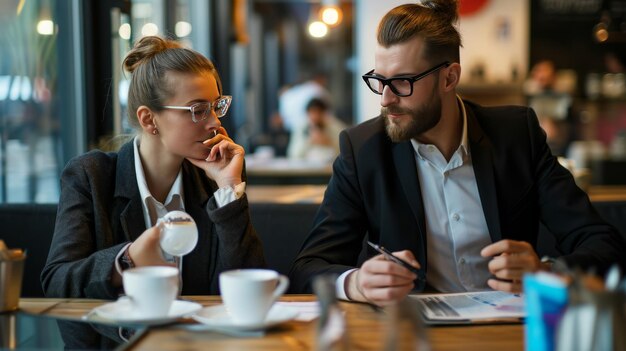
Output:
[422,0,459,25]
[123,36,182,73]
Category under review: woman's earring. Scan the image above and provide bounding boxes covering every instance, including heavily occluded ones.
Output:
[152,128,159,135]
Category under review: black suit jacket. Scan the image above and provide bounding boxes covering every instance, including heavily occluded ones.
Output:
[41,141,265,298]
[290,100,625,293]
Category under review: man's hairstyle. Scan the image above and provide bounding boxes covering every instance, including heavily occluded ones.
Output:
[377,0,462,64]
[306,98,330,112]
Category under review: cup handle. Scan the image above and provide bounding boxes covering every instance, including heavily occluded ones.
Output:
[120,295,135,306]
[271,275,290,301]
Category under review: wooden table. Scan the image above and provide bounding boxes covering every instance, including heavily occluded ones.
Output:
[587,185,626,202]
[17,296,524,351]
[247,185,327,203]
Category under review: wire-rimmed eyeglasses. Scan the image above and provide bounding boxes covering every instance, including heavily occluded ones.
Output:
[362,62,451,97]
[162,95,232,123]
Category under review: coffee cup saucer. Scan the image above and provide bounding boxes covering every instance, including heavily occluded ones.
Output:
[87,297,202,326]
[192,304,298,331]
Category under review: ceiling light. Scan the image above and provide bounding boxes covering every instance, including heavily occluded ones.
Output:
[175,21,192,38]
[119,23,131,40]
[320,6,342,26]
[308,21,328,38]
[36,20,54,35]
[141,23,159,37]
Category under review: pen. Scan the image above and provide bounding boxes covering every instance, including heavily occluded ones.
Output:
[367,241,425,281]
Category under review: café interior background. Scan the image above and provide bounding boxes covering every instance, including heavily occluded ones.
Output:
[0,0,625,203]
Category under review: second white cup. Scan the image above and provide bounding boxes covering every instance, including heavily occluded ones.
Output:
[219,269,289,325]
[123,266,179,319]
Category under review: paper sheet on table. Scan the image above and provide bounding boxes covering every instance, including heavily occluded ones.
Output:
[275,301,320,322]
[410,291,524,323]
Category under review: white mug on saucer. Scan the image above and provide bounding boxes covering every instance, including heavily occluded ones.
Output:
[219,269,289,325]
[123,266,179,319]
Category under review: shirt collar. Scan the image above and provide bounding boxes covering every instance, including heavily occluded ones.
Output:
[133,136,184,208]
[410,95,469,157]
[457,95,469,155]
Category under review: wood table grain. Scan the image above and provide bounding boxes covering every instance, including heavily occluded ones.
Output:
[19,295,525,351]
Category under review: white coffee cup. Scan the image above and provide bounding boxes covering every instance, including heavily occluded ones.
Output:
[219,269,289,325]
[123,266,179,319]
[159,210,198,257]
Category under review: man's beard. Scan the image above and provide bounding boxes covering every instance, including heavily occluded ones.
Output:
[383,89,442,142]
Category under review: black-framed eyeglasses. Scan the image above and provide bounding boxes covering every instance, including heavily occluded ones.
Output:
[162,95,232,123]
[362,61,451,97]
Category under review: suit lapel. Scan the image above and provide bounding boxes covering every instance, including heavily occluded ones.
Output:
[392,141,427,241]
[181,161,211,237]
[114,141,146,242]
[466,103,502,242]
[180,161,214,293]
[119,200,146,242]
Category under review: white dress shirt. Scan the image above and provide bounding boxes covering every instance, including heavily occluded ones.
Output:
[412,97,492,292]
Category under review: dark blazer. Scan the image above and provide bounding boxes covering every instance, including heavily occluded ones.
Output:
[41,141,265,298]
[289,100,626,293]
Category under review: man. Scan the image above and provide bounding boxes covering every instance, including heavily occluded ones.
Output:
[289,1,625,306]
[279,73,330,132]
[524,60,573,156]
[287,98,347,162]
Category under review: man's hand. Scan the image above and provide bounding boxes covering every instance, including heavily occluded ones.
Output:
[481,239,541,293]
[346,250,420,306]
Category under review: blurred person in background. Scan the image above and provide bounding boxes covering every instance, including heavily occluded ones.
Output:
[524,59,574,156]
[524,60,557,95]
[278,73,330,132]
[287,98,347,162]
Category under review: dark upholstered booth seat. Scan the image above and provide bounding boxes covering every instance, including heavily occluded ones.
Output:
[0,202,318,297]
[249,203,318,276]
[2,200,624,298]
[0,204,58,297]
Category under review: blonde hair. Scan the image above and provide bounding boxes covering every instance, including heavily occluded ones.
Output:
[377,0,462,64]
[122,36,222,129]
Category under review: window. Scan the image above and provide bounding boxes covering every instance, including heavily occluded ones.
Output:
[0,1,84,203]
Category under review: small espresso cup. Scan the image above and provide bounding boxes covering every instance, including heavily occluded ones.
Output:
[123,266,179,319]
[219,269,289,325]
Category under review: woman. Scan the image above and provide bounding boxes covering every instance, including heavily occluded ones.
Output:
[41,36,265,298]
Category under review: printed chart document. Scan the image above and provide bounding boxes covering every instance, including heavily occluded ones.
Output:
[275,301,320,322]
[410,291,525,324]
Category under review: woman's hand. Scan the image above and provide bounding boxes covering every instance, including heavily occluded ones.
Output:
[112,225,173,287]
[128,226,173,267]
[186,127,245,188]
